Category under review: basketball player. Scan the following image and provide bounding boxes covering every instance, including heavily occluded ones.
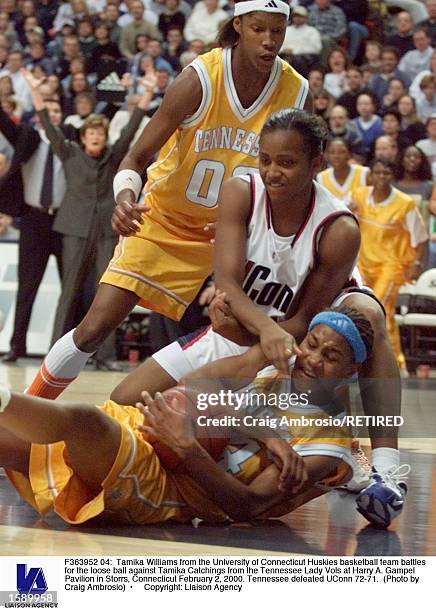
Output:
[0,308,384,526]
[27,0,310,399]
[351,159,428,373]
[316,138,370,203]
[111,109,409,527]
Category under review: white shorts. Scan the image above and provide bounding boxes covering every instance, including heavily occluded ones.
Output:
[152,288,379,382]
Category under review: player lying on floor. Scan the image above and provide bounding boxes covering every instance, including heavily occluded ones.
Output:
[0,307,400,527]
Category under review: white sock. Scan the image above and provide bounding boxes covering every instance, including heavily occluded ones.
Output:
[44,329,94,378]
[372,448,400,473]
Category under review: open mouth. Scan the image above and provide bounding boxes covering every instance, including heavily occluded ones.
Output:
[259,54,275,64]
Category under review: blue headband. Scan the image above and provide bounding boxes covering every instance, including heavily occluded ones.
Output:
[308,311,367,364]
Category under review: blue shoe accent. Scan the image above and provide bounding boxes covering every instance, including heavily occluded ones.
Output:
[356,466,410,529]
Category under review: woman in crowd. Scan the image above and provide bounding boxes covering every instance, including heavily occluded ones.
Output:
[324,47,349,99]
[397,94,427,144]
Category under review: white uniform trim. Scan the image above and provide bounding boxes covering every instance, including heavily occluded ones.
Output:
[181,60,213,129]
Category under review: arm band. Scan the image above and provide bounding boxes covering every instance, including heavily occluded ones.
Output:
[0,385,11,414]
[113,169,142,201]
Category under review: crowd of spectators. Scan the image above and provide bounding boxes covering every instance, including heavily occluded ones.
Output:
[0,0,435,362]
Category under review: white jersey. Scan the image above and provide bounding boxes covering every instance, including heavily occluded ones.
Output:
[153,174,367,381]
[241,173,360,319]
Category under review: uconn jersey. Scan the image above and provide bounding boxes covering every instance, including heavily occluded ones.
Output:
[153,174,362,382]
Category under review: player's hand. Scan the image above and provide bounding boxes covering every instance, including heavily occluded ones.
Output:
[259,322,301,375]
[209,291,253,345]
[112,190,149,236]
[136,391,196,455]
[198,282,216,306]
[261,438,309,493]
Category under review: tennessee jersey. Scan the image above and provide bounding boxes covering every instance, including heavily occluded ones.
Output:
[352,186,428,270]
[144,47,308,240]
[316,164,369,202]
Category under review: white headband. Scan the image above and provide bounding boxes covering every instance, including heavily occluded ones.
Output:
[234,0,290,19]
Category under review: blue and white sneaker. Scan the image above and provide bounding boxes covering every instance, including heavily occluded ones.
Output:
[356,465,410,528]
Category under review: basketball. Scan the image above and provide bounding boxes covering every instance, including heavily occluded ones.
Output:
[143,386,228,472]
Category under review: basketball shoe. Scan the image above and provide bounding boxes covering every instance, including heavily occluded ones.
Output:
[356,465,410,528]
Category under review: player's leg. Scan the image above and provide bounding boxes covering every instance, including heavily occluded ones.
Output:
[340,292,408,527]
[0,426,30,474]
[0,390,120,493]
[26,283,139,398]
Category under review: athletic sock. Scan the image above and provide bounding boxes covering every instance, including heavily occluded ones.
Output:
[25,329,94,398]
[371,447,400,474]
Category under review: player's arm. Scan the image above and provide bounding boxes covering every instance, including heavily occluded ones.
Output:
[279,215,361,341]
[214,179,299,373]
[112,68,202,235]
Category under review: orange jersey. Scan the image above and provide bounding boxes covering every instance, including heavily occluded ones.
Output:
[143,47,308,240]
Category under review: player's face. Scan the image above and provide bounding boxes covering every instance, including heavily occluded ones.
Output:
[370,162,394,190]
[326,142,350,169]
[293,325,357,390]
[234,13,287,74]
[259,129,321,202]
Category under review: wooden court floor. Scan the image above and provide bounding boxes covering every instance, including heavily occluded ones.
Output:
[0,361,435,556]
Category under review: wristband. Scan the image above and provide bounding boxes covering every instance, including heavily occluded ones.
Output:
[113,169,142,201]
[0,385,11,413]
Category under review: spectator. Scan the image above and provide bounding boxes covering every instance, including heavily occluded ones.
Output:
[386,11,415,58]
[118,0,159,28]
[24,40,55,74]
[399,26,434,81]
[147,37,173,73]
[5,49,33,111]
[352,92,384,160]
[161,26,188,73]
[15,0,37,47]
[103,2,122,44]
[313,88,334,121]
[416,114,436,176]
[398,93,428,141]
[337,66,367,118]
[63,71,91,115]
[334,1,369,62]
[89,21,122,75]
[374,134,400,163]
[279,5,322,77]
[381,76,407,111]
[324,47,349,99]
[0,11,19,50]
[364,40,382,71]
[188,38,204,55]
[63,90,96,136]
[158,0,186,39]
[385,1,429,24]
[0,100,63,363]
[36,0,61,36]
[418,0,436,46]
[119,0,160,59]
[108,90,152,147]
[179,47,196,68]
[77,17,97,60]
[382,108,411,150]
[328,104,365,155]
[368,46,411,101]
[55,34,82,80]
[308,0,347,62]
[183,0,227,47]
[416,72,436,119]
[308,67,325,95]
[394,145,436,225]
[409,48,436,100]
[23,68,155,369]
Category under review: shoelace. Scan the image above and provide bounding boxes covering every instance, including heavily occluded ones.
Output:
[351,445,372,469]
[379,464,411,485]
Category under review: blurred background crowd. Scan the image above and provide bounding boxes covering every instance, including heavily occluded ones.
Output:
[0,0,435,371]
